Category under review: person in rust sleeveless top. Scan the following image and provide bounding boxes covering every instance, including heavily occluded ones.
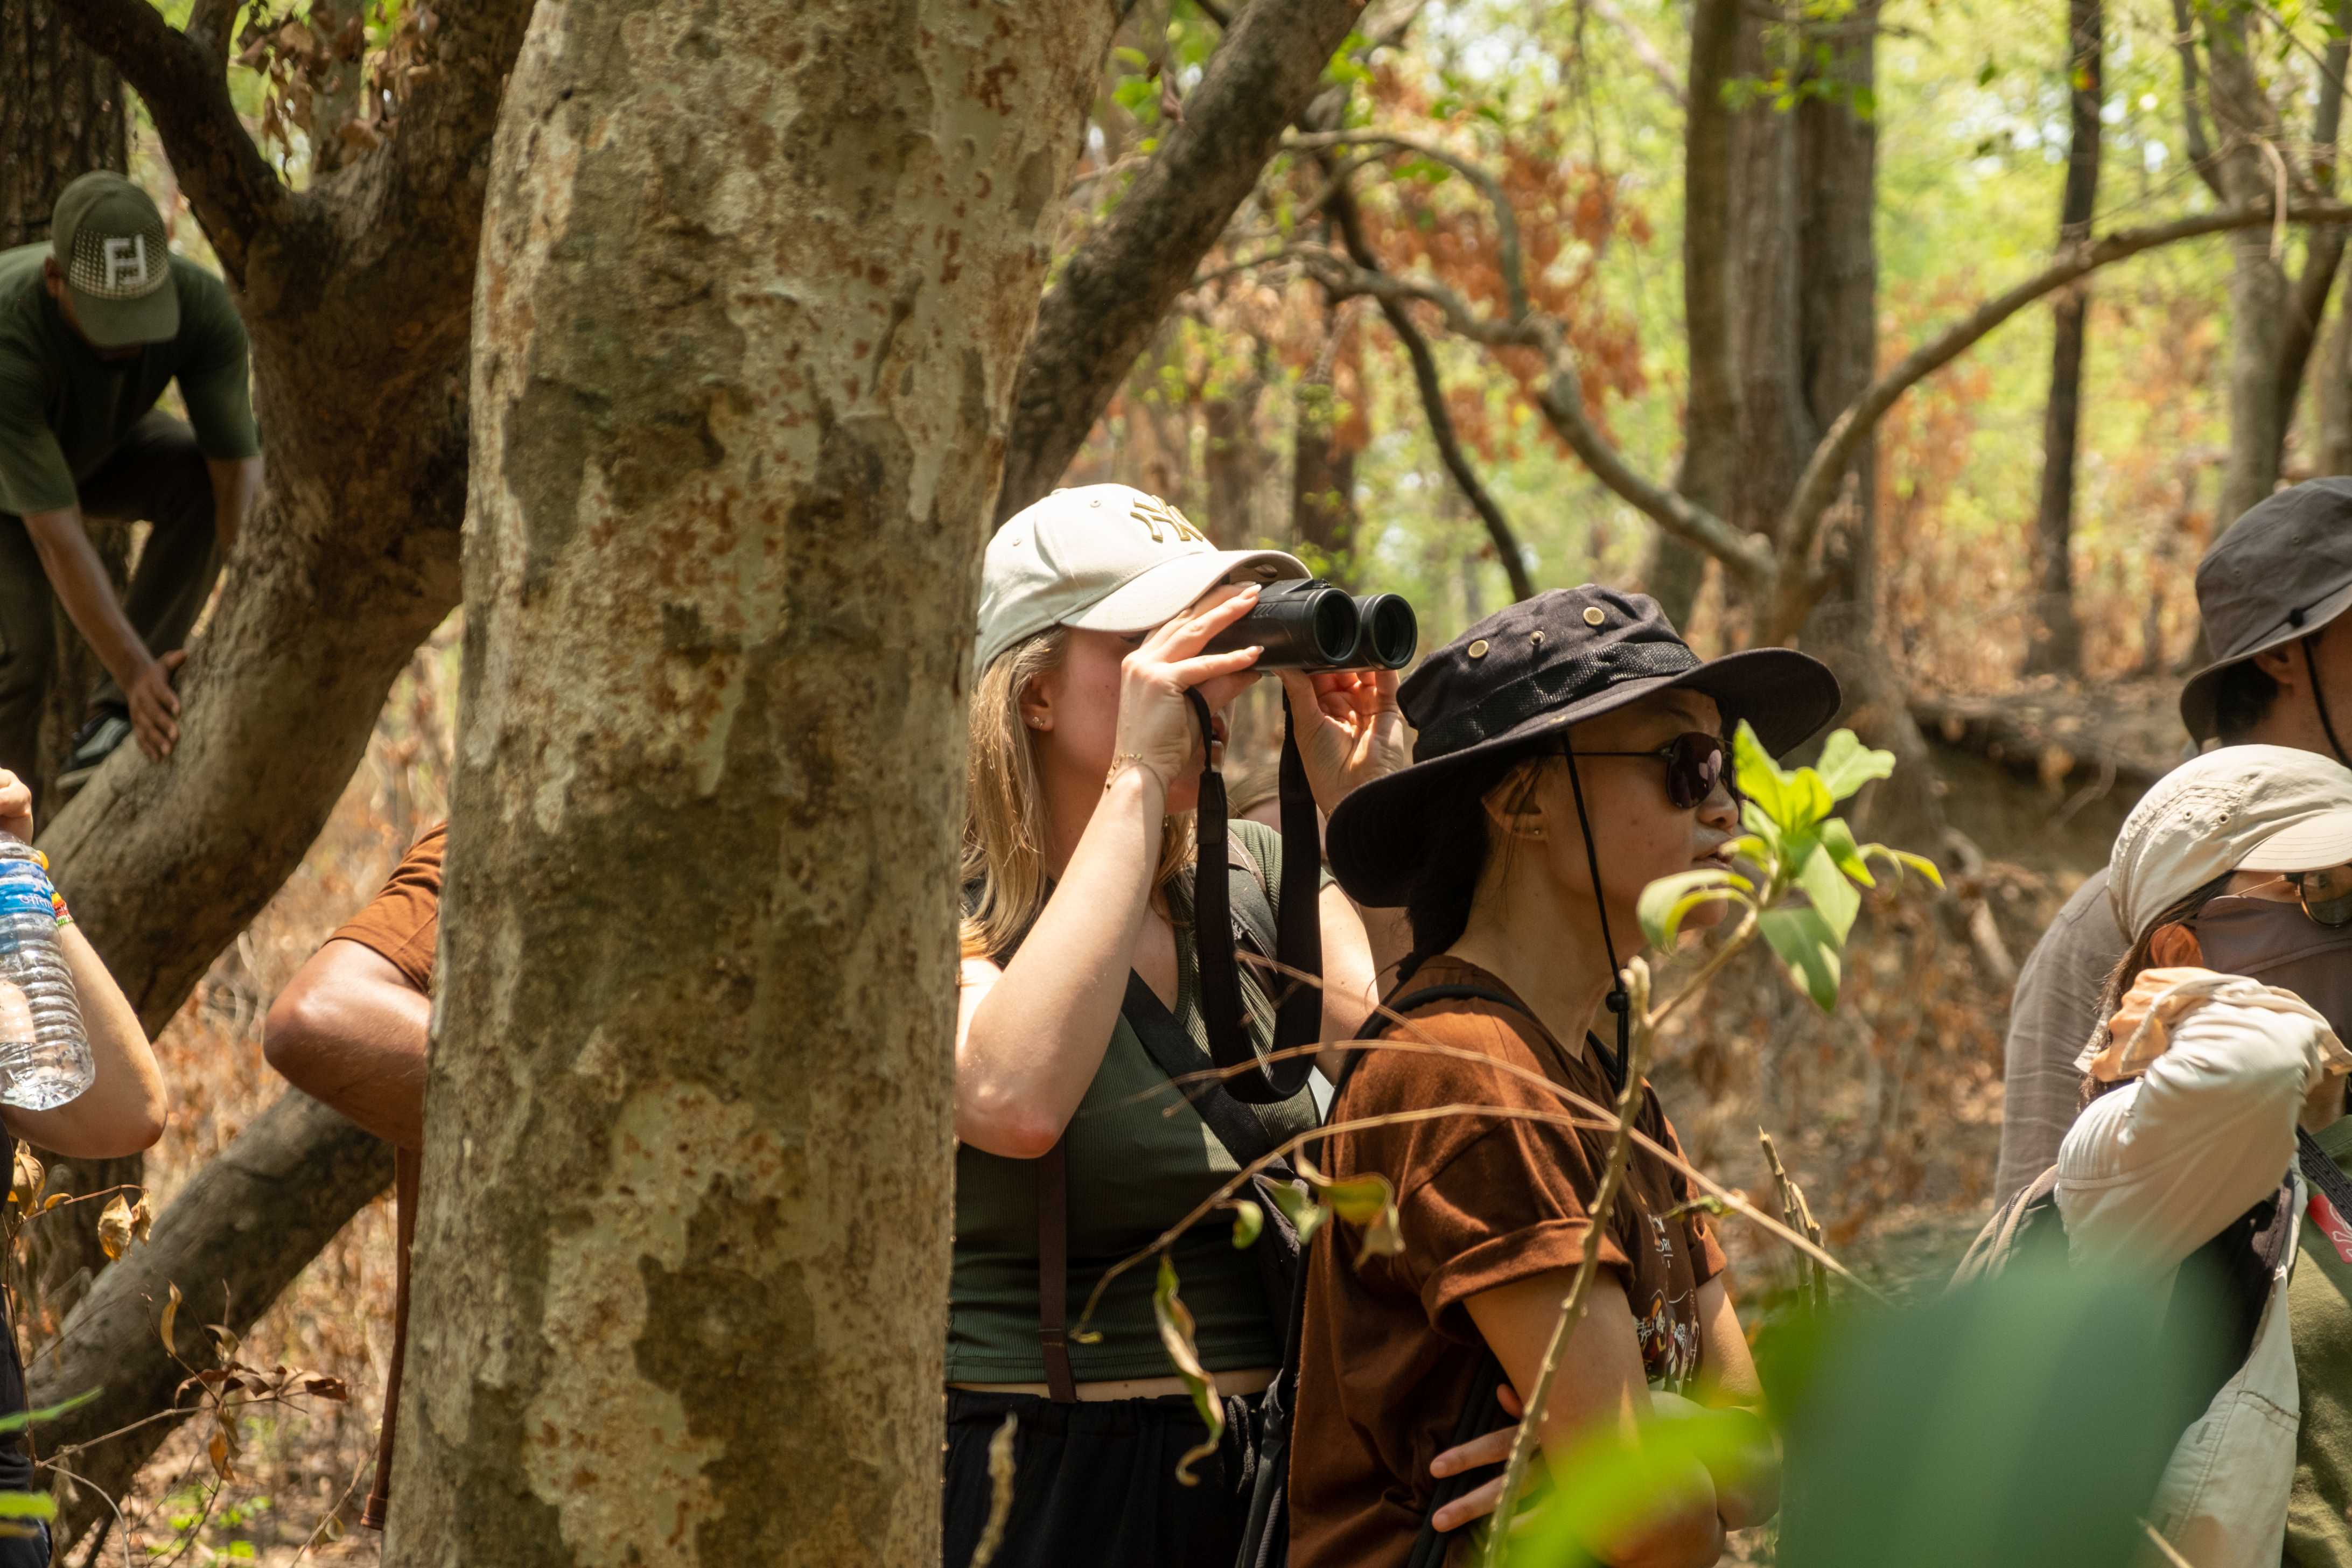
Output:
[263,821,442,1531]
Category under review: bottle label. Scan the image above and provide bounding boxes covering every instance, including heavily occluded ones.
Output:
[0,863,58,926]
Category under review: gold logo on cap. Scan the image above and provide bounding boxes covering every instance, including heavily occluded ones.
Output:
[1130,494,1207,546]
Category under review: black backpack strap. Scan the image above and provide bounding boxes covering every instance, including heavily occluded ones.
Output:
[1189,690,1319,1104]
[1123,973,1294,1175]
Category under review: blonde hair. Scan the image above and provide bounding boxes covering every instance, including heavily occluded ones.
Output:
[961,628,1195,960]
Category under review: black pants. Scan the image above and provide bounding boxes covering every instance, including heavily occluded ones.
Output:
[942,1389,1264,1568]
[0,410,221,776]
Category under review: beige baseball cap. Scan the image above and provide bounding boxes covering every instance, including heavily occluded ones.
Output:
[2109,744,2352,939]
[974,485,1307,675]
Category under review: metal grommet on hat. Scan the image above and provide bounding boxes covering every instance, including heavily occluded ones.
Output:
[1467,639,1490,659]
[1583,606,1607,626]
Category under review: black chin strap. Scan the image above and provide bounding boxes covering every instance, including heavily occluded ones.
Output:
[2306,638,2352,769]
[1186,688,1320,1104]
[1560,743,1631,1095]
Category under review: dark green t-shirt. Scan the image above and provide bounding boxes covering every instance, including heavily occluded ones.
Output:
[0,241,259,516]
[949,819,1322,1382]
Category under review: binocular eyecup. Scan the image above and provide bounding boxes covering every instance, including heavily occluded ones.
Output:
[1202,578,1417,671]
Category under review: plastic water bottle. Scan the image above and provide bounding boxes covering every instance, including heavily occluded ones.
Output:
[0,843,89,1111]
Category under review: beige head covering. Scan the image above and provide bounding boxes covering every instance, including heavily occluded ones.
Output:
[2108,745,2352,941]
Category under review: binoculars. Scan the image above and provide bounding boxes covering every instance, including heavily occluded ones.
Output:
[1204,578,1417,670]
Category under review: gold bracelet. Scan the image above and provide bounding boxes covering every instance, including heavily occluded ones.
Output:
[1105,753,1155,791]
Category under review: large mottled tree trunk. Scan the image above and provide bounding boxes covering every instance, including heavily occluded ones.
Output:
[2206,3,2299,524]
[380,2,1112,1562]
[2025,0,2101,677]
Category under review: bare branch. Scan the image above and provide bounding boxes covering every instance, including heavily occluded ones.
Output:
[52,0,290,282]
[2171,0,2230,202]
[1772,198,2352,635]
[185,0,242,61]
[1292,246,1781,584]
[996,0,1366,521]
[1586,0,1686,107]
[1327,183,1537,600]
[1287,128,1531,320]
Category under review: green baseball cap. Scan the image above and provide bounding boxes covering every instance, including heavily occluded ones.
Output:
[48,173,178,349]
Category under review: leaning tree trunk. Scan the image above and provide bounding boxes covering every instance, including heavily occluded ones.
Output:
[380,2,1114,1562]
[2206,3,2293,524]
[0,0,144,1332]
[2024,0,2101,678]
[30,3,536,1546]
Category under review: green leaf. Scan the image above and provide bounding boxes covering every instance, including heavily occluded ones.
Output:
[1227,1199,1263,1250]
[1819,818,1875,887]
[1153,1256,1226,1485]
[1638,869,1756,948]
[1505,1405,1766,1567]
[1112,44,1152,70]
[1796,843,1861,945]
[1787,766,1836,829]
[1863,845,1946,890]
[1732,722,1794,824]
[0,1389,97,1436]
[1266,1179,1326,1247]
[1813,729,1897,803]
[1760,905,1844,1011]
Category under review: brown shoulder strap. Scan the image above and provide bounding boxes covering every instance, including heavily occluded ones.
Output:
[1037,1137,1077,1403]
[362,1145,421,1530]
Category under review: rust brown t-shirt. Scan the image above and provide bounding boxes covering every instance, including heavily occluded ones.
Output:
[1287,957,1727,1568]
[325,821,443,1529]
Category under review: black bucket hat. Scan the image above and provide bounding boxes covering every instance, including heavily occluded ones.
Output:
[1327,585,1843,907]
[2180,478,2352,743]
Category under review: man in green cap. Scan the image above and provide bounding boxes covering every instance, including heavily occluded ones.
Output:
[0,170,262,788]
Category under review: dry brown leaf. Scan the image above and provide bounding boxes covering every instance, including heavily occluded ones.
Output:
[131,1192,152,1245]
[303,1375,351,1402]
[96,1192,134,1261]
[207,1427,233,1482]
[8,1147,39,1209]
[158,1280,181,1356]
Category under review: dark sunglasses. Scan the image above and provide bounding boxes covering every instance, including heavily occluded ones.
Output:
[1572,732,1734,811]
[2286,864,2352,928]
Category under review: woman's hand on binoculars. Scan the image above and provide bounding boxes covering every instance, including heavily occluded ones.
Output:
[1278,668,1408,815]
[1113,585,1265,792]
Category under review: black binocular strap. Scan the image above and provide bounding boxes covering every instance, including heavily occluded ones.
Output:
[1187,688,1320,1104]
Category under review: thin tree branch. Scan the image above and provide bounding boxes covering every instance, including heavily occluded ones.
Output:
[996,0,1368,521]
[1586,0,1686,107]
[1326,181,1537,599]
[53,0,291,283]
[1772,198,2352,635]
[2171,0,2230,202]
[1287,129,1531,321]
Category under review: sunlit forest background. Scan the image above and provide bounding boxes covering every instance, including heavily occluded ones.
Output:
[11,0,2328,1553]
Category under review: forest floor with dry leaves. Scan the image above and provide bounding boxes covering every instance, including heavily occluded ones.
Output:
[26,656,2157,1564]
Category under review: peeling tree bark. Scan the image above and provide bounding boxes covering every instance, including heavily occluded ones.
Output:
[381,3,1115,1563]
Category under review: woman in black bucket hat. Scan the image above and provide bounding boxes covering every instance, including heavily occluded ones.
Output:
[1285,587,1840,1568]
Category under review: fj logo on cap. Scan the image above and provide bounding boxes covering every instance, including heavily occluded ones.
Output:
[1129,494,1207,547]
[71,226,169,299]
[103,236,149,292]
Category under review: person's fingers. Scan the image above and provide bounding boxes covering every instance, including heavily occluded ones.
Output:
[1430,1474,1506,1532]
[1431,1424,1519,1478]
[1496,1385,1525,1418]
[0,775,32,829]
[159,648,188,675]
[1275,669,1320,716]
[1164,643,1263,689]
[1146,585,1259,662]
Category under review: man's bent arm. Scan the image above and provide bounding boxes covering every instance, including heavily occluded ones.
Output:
[19,505,151,694]
[264,939,428,1151]
[205,454,261,557]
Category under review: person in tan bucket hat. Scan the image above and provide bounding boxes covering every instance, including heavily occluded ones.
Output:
[1996,479,2352,1206]
[1958,746,2352,1567]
